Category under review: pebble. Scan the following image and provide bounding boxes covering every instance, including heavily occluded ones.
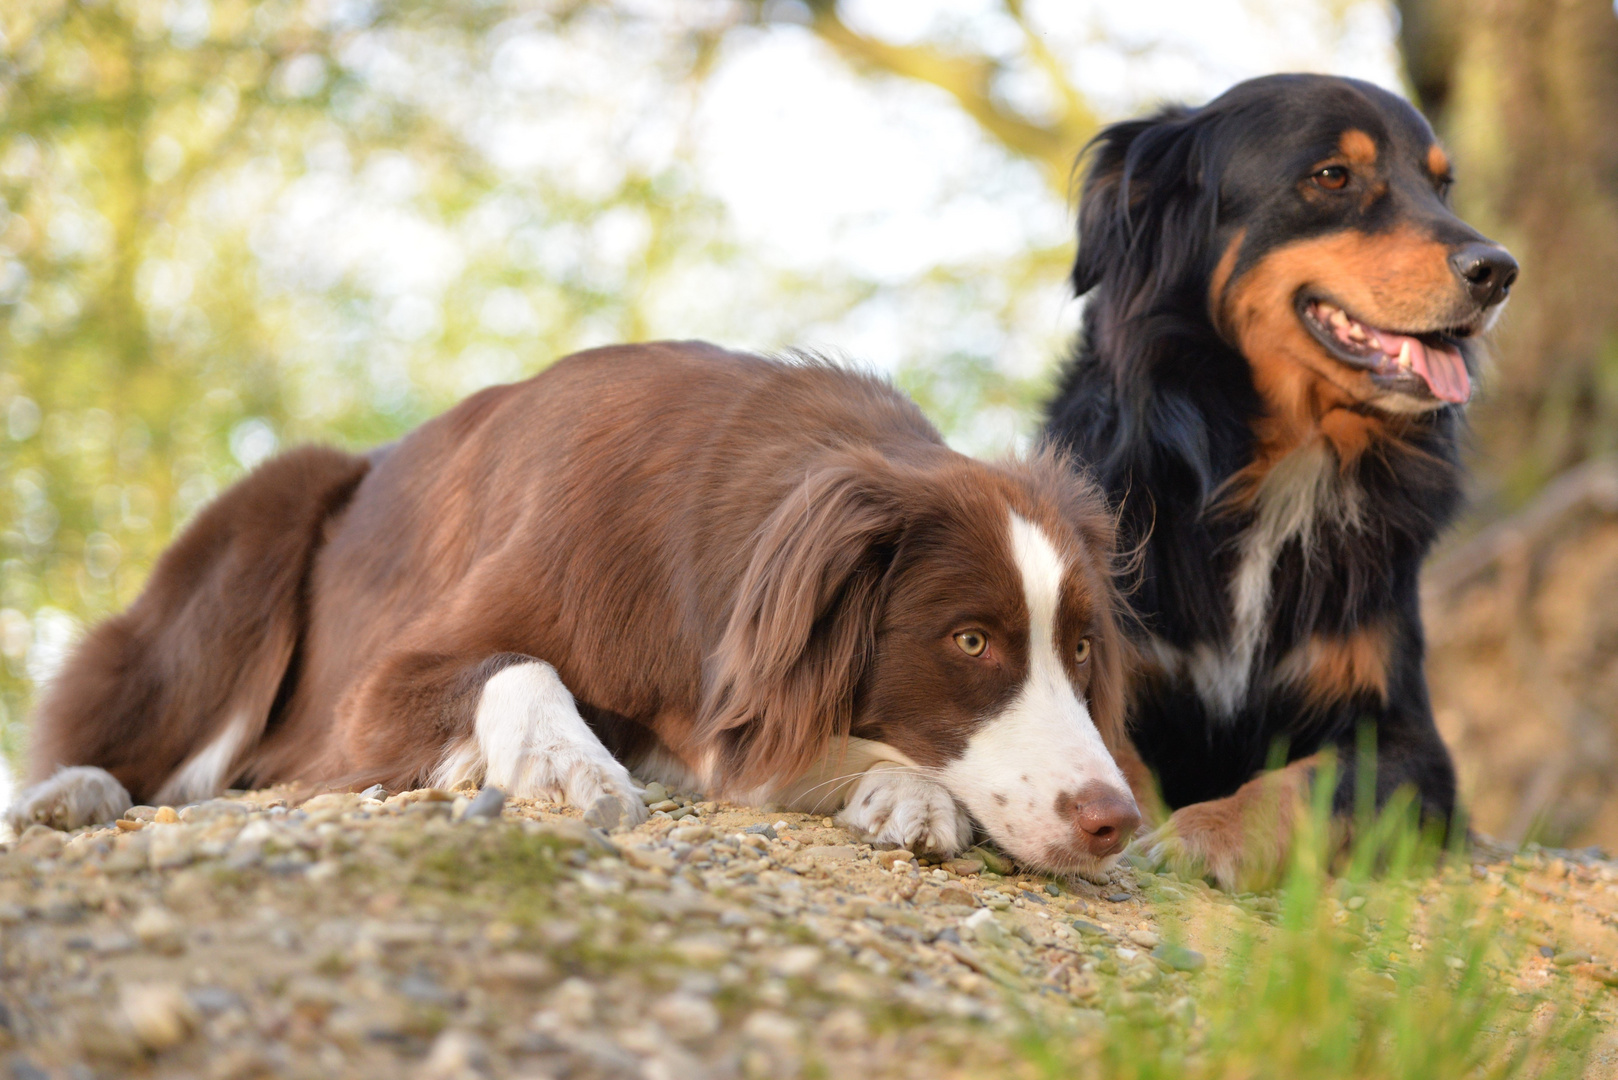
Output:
[651,992,721,1042]
[874,849,914,869]
[583,795,622,830]
[147,826,196,870]
[153,806,180,824]
[460,786,506,821]
[1071,920,1109,938]
[803,845,856,862]
[1151,943,1207,973]
[935,886,977,909]
[131,906,186,955]
[742,823,778,840]
[969,846,1013,875]
[1552,950,1592,967]
[1105,893,1133,903]
[1346,895,1367,911]
[359,784,388,800]
[943,856,985,876]
[1127,929,1161,949]
[769,945,823,978]
[642,782,669,804]
[670,824,713,844]
[120,982,197,1051]
[419,1029,489,1080]
[648,800,680,813]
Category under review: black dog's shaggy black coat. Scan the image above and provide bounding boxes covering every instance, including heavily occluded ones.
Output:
[1043,74,1518,842]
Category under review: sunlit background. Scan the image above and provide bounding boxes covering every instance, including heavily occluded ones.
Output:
[2,0,1615,844]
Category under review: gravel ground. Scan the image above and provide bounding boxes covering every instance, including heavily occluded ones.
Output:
[2,783,1617,1079]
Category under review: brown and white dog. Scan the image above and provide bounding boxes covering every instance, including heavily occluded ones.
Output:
[9,343,1140,875]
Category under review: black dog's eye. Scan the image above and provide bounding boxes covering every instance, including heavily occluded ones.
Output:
[954,630,988,657]
[1311,166,1350,191]
[1075,637,1092,663]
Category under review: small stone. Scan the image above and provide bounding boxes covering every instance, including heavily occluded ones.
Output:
[652,992,721,1042]
[484,952,558,989]
[935,886,977,909]
[742,1009,802,1049]
[1071,920,1109,938]
[1346,895,1367,911]
[359,784,388,801]
[642,782,669,804]
[769,946,822,978]
[1553,950,1592,967]
[1105,893,1133,903]
[742,823,779,841]
[822,817,835,828]
[1044,883,1061,896]
[153,806,179,824]
[147,826,196,870]
[583,795,622,830]
[15,825,66,858]
[419,1029,489,1080]
[623,846,677,872]
[803,845,856,861]
[943,856,985,876]
[968,846,1013,875]
[115,819,144,832]
[1128,929,1161,949]
[120,982,198,1051]
[670,824,713,844]
[124,806,159,822]
[1151,943,1207,973]
[874,849,914,869]
[132,906,185,955]
[648,800,680,813]
[461,787,506,821]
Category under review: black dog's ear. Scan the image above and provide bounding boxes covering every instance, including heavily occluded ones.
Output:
[1071,105,1223,316]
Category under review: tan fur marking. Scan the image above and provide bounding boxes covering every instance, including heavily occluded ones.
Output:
[1338,129,1377,167]
[1274,625,1392,708]
[1143,754,1321,890]
[1207,227,1247,330]
[1215,225,1463,478]
[1426,144,1450,178]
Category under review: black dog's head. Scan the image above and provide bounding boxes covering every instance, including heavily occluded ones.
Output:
[1072,74,1516,440]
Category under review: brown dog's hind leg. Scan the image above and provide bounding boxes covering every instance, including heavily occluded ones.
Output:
[12,447,368,826]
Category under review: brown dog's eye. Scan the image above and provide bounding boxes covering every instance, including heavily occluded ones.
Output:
[1075,637,1092,663]
[1311,166,1350,191]
[954,630,988,657]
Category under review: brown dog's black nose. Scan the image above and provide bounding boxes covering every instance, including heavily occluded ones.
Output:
[1449,243,1518,308]
[1064,782,1142,859]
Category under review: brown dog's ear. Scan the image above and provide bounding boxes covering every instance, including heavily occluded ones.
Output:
[700,455,906,793]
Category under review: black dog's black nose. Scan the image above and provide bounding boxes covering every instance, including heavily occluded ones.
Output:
[1449,243,1518,308]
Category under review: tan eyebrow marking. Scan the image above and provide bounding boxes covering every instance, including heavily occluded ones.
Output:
[1426,144,1450,177]
[1338,129,1377,167]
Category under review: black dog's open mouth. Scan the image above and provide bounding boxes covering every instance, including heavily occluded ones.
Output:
[1297,295,1474,404]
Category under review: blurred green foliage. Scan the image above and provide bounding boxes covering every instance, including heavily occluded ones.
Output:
[0,0,750,757]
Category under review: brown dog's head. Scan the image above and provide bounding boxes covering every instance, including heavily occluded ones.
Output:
[1071,74,1516,459]
[700,447,1138,874]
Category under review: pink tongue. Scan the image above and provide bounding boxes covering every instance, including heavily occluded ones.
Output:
[1369,331,1471,404]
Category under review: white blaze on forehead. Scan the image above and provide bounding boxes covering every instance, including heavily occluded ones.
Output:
[938,513,1130,871]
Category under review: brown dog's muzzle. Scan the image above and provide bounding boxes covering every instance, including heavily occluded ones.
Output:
[1062,780,1142,859]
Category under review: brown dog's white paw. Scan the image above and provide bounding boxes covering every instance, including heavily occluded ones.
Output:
[836,768,972,857]
[6,766,133,833]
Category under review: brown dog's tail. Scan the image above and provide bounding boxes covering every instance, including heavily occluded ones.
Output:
[26,446,370,805]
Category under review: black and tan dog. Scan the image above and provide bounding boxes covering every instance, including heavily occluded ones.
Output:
[1044,74,1518,888]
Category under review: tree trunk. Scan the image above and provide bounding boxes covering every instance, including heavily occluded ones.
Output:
[1397,0,1618,510]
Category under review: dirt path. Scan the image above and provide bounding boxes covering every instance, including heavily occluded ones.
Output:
[2,785,1616,1079]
